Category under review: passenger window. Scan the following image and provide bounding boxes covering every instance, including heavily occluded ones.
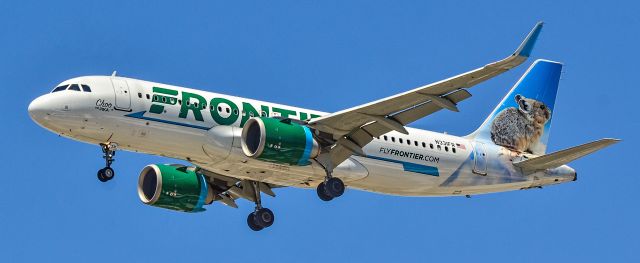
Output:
[138,92,142,98]
[68,84,80,91]
[52,85,68,93]
[218,106,222,112]
[430,144,434,149]
[261,111,267,117]
[391,137,395,142]
[81,84,91,92]
[233,109,238,115]
[178,99,182,105]
[414,141,418,146]
[194,102,198,108]
[146,94,150,100]
[383,135,388,141]
[422,142,426,148]
[226,108,230,113]
[399,138,403,143]
[407,139,411,145]
[445,146,449,152]
[452,148,456,153]
[437,145,441,150]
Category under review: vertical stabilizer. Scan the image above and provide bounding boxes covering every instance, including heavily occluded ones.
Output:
[469,59,562,155]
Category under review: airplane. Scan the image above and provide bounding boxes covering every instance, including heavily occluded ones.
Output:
[28,22,619,231]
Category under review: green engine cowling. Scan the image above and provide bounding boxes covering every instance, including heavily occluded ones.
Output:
[137,164,214,213]
[241,117,320,165]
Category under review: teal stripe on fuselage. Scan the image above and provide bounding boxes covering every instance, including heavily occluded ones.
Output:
[366,155,439,177]
[125,111,211,130]
[124,111,439,177]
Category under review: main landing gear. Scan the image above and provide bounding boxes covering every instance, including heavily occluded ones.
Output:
[247,181,275,231]
[97,143,117,182]
[316,177,345,201]
[314,157,346,201]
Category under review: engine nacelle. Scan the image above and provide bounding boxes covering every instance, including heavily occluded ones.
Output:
[241,117,319,165]
[137,164,214,213]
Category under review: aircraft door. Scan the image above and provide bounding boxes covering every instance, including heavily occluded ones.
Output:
[472,141,487,175]
[111,78,131,111]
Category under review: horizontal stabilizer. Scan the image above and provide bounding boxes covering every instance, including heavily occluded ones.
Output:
[513,138,620,173]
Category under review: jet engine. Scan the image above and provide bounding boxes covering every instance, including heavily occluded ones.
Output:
[241,117,319,165]
[137,164,214,212]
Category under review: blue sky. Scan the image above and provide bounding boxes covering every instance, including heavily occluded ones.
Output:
[2,1,638,262]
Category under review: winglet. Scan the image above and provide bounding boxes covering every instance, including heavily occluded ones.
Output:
[513,21,544,58]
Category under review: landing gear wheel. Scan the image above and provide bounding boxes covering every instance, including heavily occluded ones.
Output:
[325,177,345,198]
[316,183,334,201]
[97,169,108,182]
[247,213,264,231]
[97,167,115,182]
[102,167,115,181]
[255,208,275,228]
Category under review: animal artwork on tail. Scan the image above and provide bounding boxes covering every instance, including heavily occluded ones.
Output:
[490,94,551,154]
[471,59,563,156]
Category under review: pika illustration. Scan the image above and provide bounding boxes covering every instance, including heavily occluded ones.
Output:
[490,94,551,154]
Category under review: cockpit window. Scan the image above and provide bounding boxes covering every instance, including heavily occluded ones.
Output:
[81,84,91,92]
[68,84,81,91]
[52,85,68,93]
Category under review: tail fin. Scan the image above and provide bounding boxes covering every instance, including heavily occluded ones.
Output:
[469,59,563,155]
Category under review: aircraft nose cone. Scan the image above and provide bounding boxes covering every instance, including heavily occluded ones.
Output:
[28,95,49,123]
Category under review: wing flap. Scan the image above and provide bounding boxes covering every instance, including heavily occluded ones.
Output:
[392,89,472,125]
[514,138,620,173]
[197,168,280,208]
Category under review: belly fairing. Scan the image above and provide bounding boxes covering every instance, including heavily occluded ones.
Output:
[202,125,235,164]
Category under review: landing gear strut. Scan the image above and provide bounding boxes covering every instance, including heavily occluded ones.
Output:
[97,143,117,182]
[247,181,275,231]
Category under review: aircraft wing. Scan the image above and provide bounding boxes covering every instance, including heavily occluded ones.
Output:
[197,167,280,208]
[308,22,544,170]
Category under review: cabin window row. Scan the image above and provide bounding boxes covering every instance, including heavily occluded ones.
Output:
[379,135,457,153]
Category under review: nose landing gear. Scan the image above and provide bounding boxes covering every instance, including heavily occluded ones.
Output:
[97,143,117,182]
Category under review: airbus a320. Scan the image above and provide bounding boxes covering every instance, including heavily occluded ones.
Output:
[28,22,618,231]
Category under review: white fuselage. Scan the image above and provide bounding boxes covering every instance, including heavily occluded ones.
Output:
[28,76,577,197]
